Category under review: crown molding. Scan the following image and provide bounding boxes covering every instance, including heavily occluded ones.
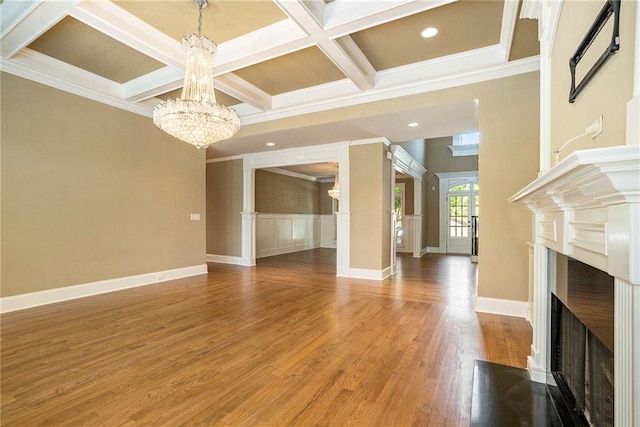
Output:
[0,49,156,117]
[240,55,540,125]
[262,167,322,182]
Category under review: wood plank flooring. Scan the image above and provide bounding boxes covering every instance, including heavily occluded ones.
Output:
[1,250,532,426]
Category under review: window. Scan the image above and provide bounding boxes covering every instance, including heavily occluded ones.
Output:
[394,184,405,246]
[453,132,480,146]
[449,194,469,237]
[449,132,479,157]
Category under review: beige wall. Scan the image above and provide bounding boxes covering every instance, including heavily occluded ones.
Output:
[477,72,540,301]
[551,0,636,158]
[255,169,320,214]
[206,160,243,257]
[1,73,206,298]
[350,143,391,270]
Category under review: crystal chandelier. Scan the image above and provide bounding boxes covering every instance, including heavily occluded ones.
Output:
[153,0,240,149]
[328,169,340,199]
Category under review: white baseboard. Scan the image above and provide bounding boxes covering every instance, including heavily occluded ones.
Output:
[0,264,208,313]
[527,356,547,384]
[349,266,392,281]
[206,254,254,266]
[426,246,441,254]
[475,296,528,318]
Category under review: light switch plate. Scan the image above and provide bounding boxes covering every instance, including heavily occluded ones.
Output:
[190,213,200,221]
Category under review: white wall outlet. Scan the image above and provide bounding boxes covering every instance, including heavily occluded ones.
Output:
[190,213,200,221]
[586,115,603,138]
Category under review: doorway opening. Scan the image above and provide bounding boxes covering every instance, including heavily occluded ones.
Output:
[446,182,479,254]
[435,171,479,255]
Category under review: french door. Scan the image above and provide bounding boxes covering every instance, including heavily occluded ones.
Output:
[446,183,479,254]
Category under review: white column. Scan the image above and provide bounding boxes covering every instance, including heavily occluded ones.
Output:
[528,214,550,383]
[413,179,423,258]
[614,277,640,426]
[336,158,350,277]
[390,159,397,275]
[616,8,639,419]
[241,160,256,266]
[537,0,560,172]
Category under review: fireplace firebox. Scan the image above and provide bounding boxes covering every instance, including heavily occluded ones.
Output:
[548,256,615,427]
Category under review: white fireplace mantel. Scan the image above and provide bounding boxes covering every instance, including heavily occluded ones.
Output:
[510,145,640,283]
[510,144,640,426]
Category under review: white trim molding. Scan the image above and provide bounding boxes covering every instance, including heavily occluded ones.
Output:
[206,254,252,266]
[349,266,392,281]
[0,264,208,313]
[390,145,427,180]
[475,296,528,318]
[243,141,351,277]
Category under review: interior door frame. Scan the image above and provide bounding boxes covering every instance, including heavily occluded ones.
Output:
[435,171,479,254]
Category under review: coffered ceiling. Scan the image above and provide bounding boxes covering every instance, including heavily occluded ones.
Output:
[0,0,539,157]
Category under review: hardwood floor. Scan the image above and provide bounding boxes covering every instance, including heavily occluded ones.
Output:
[1,250,532,426]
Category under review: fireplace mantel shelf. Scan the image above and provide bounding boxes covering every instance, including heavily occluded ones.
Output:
[509,144,639,284]
[509,145,640,212]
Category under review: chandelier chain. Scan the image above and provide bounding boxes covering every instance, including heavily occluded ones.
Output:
[197,4,203,36]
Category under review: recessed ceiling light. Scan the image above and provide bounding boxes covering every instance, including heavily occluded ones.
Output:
[408,122,419,128]
[266,142,275,146]
[420,27,438,38]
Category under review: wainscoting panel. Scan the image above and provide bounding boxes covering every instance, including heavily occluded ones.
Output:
[256,214,320,258]
[320,214,337,248]
[397,215,415,253]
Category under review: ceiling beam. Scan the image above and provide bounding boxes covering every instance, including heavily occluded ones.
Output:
[121,66,184,102]
[323,0,456,38]
[0,0,76,59]
[69,0,184,70]
[273,0,375,91]
[214,74,273,112]
[499,0,520,61]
